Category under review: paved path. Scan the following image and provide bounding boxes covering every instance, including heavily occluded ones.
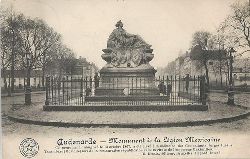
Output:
[2,113,250,136]
[209,92,250,107]
[2,91,250,135]
[5,92,249,126]
[2,90,250,134]
[1,92,45,115]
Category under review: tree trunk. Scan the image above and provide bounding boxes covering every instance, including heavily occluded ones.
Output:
[227,62,230,85]
[204,60,209,85]
[10,29,16,92]
[42,53,47,88]
[10,55,15,92]
[27,67,31,88]
[219,60,223,87]
[2,68,7,89]
[25,66,32,105]
[42,65,45,88]
[59,67,63,77]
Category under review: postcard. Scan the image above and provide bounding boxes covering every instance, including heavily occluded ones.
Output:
[1,0,250,158]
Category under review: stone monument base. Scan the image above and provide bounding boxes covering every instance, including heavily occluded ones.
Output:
[95,64,159,96]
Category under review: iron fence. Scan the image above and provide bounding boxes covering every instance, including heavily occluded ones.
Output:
[45,75,207,106]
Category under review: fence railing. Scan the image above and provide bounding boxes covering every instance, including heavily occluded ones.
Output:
[45,75,207,106]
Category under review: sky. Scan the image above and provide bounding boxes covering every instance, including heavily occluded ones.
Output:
[2,0,243,68]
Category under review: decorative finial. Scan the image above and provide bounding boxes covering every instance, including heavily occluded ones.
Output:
[115,20,123,28]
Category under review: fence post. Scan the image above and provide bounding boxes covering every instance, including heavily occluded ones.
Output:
[80,77,83,104]
[90,77,92,89]
[200,76,206,105]
[45,76,50,105]
[66,76,69,104]
[62,77,65,105]
[58,77,61,105]
[80,77,83,97]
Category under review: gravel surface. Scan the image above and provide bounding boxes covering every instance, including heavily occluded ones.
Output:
[2,115,250,136]
[2,92,250,136]
[7,101,247,124]
[209,92,250,107]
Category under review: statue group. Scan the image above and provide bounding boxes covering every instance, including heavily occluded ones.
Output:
[97,20,158,96]
[102,20,154,68]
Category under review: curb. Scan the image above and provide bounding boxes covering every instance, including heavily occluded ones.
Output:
[43,105,208,111]
[209,90,250,94]
[7,110,250,128]
[1,91,45,97]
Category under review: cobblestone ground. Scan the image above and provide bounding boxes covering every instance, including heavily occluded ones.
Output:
[1,92,250,136]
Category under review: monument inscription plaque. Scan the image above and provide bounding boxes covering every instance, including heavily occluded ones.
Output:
[96,20,159,96]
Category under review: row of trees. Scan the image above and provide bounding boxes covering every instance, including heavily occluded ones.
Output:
[1,9,78,91]
[184,1,249,85]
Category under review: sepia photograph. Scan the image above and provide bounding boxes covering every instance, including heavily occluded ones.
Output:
[1,0,250,158]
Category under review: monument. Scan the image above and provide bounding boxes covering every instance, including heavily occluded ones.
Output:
[95,20,159,96]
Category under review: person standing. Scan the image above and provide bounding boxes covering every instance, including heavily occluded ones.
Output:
[158,81,166,96]
[166,82,172,101]
[94,73,100,88]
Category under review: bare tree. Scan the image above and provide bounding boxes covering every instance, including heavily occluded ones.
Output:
[31,20,61,87]
[190,31,212,84]
[222,1,250,56]
[0,10,23,91]
[209,31,228,87]
[0,33,11,89]
[54,44,77,77]
[9,15,62,99]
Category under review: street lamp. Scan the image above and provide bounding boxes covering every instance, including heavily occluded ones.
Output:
[227,47,236,105]
[25,52,32,105]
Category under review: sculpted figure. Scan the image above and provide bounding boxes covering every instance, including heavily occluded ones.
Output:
[107,20,151,49]
[103,20,153,68]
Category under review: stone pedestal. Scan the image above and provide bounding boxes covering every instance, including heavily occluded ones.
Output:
[95,20,159,97]
[95,64,159,96]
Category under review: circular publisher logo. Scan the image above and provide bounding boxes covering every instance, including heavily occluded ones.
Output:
[19,138,39,158]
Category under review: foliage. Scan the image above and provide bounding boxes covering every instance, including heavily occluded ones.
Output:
[0,9,79,89]
[191,31,212,50]
[220,1,250,56]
